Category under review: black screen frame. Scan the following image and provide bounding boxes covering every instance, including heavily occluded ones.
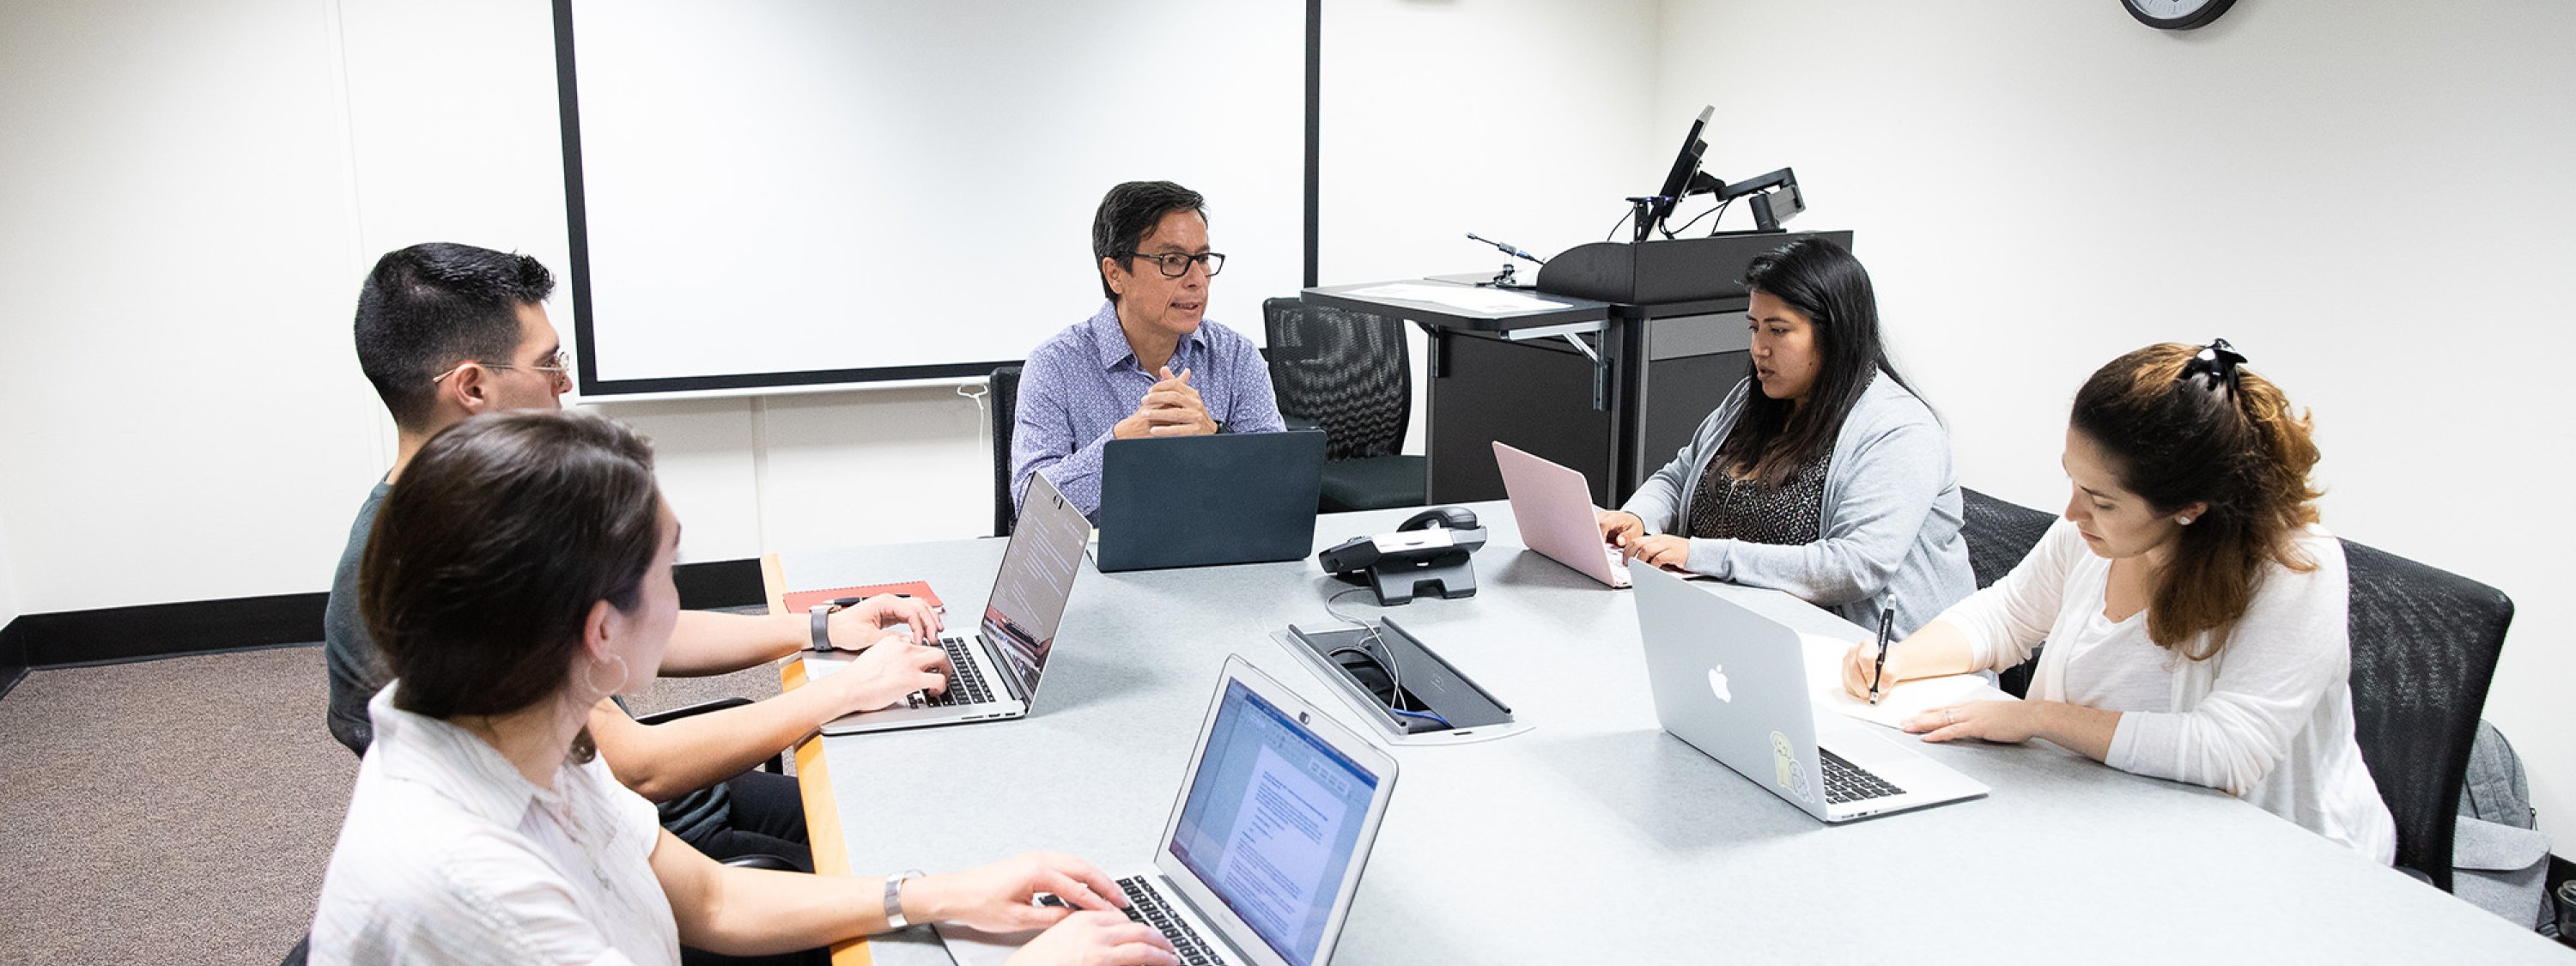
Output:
[1645,106,1713,232]
[549,0,1325,398]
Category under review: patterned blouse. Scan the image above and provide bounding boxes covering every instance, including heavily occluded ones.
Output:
[1686,452,1832,546]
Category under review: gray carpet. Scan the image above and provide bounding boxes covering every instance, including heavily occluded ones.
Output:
[0,643,786,965]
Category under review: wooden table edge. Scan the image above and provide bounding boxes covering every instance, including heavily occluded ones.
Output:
[769,552,874,966]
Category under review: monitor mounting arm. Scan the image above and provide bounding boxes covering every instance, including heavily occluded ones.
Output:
[1709,166,1804,232]
[1641,166,1804,238]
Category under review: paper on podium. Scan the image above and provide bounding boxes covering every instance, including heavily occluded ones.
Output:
[1798,632,2014,730]
[1346,282,1571,314]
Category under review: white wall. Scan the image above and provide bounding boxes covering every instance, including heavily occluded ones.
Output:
[0,0,380,613]
[1654,0,2576,841]
[1321,0,1663,452]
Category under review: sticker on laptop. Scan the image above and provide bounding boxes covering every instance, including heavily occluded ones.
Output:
[1770,731,1813,801]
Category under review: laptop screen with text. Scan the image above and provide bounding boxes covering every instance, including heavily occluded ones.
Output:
[984,475,1089,698]
[1167,679,1381,966]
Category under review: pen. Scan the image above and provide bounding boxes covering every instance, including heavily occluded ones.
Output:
[828,592,912,608]
[1868,607,1894,706]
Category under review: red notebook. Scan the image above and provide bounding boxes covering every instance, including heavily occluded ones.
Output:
[781,580,945,614]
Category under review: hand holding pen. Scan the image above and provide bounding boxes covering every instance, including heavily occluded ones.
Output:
[1868,607,1895,706]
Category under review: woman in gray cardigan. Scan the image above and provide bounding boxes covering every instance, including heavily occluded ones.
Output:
[1597,239,1972,634]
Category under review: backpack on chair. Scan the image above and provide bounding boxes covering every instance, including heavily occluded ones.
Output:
[2453,720,2555,935]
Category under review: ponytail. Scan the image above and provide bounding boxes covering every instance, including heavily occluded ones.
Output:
[2070,341,2321,658]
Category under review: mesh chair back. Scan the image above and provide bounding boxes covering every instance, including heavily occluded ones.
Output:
[1262,297,1409,461]
[989,366,1023,538]
[1962,489,2057,699]
[2342,538,2512,892]
[1960,488,2055,589]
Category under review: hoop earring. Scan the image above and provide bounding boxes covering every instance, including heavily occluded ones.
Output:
[583,653,632,699]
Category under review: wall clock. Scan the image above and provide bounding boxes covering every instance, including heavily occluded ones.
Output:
[2123,0,2236,30]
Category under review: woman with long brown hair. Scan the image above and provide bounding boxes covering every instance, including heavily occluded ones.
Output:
[1841,340,2395,860]
[310,410,1175,964]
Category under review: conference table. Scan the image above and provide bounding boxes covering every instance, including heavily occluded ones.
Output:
[768,502,2565,964]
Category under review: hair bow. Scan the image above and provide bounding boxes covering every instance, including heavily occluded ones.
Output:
[2179,337,2246,394]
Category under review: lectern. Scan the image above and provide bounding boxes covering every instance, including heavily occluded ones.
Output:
[1304,230,1851,506]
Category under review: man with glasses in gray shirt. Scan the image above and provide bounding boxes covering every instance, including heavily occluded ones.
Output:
[1010,180,1286,519]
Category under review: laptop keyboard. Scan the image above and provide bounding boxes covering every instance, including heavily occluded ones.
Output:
[1819,748,1905,805]
[909,635,993,708]
[1115,876,1229,966]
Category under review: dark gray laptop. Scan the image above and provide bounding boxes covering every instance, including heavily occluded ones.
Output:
[1095,429,1326,572]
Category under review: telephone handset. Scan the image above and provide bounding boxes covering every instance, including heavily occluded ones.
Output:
[1317,506,1486,605]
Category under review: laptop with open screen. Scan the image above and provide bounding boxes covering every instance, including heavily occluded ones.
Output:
[1629,565,1986,822]
[805,472,1090,735]
[1492,440,1634,587]
[1095,429,1326,572]
[939,655,1399,966]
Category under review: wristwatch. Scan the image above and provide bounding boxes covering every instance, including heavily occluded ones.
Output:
[806,603,841,652]
[885,869,927,928]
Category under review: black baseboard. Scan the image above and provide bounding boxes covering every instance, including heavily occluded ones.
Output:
[0,615,26,701]
[11,591,329,668]
[0,557,769,690]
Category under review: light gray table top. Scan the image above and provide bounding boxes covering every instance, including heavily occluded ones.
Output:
[781,502,2566,964]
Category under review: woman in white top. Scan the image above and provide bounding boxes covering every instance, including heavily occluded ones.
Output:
[1839,341,2396,861]
[311,410,1176,965]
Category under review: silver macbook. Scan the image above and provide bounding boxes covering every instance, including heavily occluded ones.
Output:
[1630,565,1986,822]
[805,473,1090,735]
[940,655,1399,966]
[1492,440,1631,587]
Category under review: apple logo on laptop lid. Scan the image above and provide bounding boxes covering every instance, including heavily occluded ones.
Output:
[1707,665,1731,702]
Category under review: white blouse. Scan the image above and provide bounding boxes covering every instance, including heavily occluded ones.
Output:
[310,686,681,965]
[1939,519,2397,862]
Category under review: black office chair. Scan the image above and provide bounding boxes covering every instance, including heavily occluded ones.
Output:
[1262,297,1425,513]
[1961,488,2055,589]
[988,366,1023,538]
[2342,538,2513,893]
[1960,488,2055,698]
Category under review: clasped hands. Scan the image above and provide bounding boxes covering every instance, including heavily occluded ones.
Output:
[1112,367,1218,440]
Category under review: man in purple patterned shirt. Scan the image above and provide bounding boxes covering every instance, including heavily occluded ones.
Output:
[1010,180,1285,518]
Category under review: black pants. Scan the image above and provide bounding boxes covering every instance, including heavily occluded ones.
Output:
[686,769,814,872]
[680,770,829,966]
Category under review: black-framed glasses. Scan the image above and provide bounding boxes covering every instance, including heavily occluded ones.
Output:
[1124,251,1225,278]
[430,348,574,386]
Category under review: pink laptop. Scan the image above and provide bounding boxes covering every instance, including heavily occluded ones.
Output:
[1492,440,1636,588]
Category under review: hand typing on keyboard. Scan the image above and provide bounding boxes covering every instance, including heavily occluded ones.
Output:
[817,592,945,649]
[900,854,1178,965]
[815,636,953,714]
[1010,910,1181,966]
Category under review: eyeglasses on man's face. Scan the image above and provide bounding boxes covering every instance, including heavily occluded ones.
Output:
[1125,251,1225,278]
[429,348,574,386]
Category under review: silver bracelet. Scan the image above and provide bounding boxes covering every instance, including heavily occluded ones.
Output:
[884,869,925,928]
